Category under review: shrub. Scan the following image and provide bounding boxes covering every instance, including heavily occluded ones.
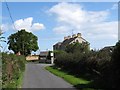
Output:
[110,40,120,89]
[2,53,26,88]
[54,42,113,89]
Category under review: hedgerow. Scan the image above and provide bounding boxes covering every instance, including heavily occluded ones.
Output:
[54,42,118,89]
[2,53,26,88]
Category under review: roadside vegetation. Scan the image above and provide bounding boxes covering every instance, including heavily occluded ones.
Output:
[47,41,120,89]
[45,66,93,90]
[7,29,39,56]
[0,30,5,88]
[1,29,39,88]
[2,53,26,88]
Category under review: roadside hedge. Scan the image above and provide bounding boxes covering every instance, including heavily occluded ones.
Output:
[2,53,26,88]
[54,43,113,89]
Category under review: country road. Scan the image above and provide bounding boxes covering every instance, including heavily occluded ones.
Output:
[22,63,75,88]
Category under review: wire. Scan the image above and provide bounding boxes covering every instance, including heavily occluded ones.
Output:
[5,0,17,30]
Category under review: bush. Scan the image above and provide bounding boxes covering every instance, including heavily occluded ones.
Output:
[54,51,72,68]
[2,53,26,88]
[55,51,91,75]
[110,40,120,89]
[54,42,113,89]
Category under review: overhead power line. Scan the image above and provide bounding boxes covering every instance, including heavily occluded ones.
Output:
[5,0,17,30]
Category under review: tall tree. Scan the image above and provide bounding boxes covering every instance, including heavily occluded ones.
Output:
[7,29,39,56]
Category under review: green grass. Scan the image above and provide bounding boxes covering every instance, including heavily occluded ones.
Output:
[2,71,24,88]
[45,66,98,90]
[17,72,24,88]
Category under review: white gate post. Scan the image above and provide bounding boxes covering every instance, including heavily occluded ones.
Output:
[50,52,54,64]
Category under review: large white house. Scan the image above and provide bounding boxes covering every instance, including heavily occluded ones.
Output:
[53,33,90,51]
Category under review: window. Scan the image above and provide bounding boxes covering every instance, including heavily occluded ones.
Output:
[76,40,79,42]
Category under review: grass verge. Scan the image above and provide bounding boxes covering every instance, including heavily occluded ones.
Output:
[45,66,98,90]
[2,71,24,88]
[17,72,24,88]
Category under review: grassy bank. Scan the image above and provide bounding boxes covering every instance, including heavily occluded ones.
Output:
[2,53,26,88]
[17,72,24,88]
[45,66,98,90]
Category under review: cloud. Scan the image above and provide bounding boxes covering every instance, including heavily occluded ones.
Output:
[49,2,110,33]
[49,2,118,48]
[49,3,117,37]
[53,26,70,34]
[1,24,12,32]
[31,23,45,30]
[111,3,118,10]
[14,17,45,32]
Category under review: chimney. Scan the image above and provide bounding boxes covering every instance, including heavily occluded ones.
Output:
[64,36,68,40]
[72,34,77,38]
[64,36,71,40]
[77,33,81,38]
[67,36,71,39]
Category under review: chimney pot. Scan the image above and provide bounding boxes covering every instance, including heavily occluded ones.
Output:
[67,36,71,39]
[72,34,77,38]
[77,33,81,37]
[64,36,68,40]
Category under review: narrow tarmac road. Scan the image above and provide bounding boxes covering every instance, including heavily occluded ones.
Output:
[22,63,75,88]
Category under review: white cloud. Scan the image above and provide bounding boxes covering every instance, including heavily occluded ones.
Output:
[53,26,70,34]
[111,3,118,10]
[49,2,118,49]
[1,24,12,32]
[31,23,45,30]
[14,17,45,32]
[50,3,109,23]
[49,2,111,34]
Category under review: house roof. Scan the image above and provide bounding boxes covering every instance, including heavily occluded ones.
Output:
[80,37,89,44]
[62,37,76,46]
[53,34,90,47]
[62,36,89,46]
[101,46,114,51]
[53,42,62,46]
[40,51,48,56]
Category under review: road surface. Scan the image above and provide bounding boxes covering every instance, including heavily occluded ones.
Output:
[22,63,75,88]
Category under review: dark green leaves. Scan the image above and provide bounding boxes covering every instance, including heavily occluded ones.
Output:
[7,29,39,56]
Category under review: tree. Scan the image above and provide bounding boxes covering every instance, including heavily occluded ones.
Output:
[112,40,120,66]
[65,42,90,53]
[7,29,39,56]
[111,40,120,88]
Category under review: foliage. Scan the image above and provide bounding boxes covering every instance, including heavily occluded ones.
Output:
[2,53,26,88]
[53,50,66,59]
[65,42,90,53]
[7,29,39,56]
[54,42,113,89]
[112,40,120,66]
[110,40,120,89]
[46,51,52,60]
[45,66,91,89]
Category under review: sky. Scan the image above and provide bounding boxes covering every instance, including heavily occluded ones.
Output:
[1,1,119,54]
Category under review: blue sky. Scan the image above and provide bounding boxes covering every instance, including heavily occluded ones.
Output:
[1,2,118,54]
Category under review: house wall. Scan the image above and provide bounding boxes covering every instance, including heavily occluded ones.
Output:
[53,33,89,51]
[70,37,86,44]
[26,55,39,61]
